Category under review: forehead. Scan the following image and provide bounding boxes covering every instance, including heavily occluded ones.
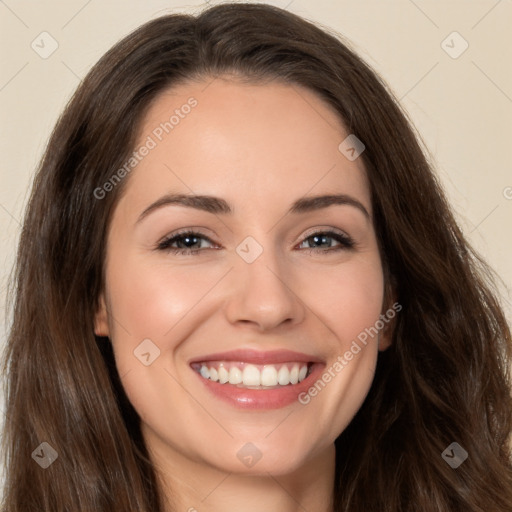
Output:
[119,77,371,217]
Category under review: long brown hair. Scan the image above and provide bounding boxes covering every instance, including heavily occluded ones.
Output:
[2,3,511,511]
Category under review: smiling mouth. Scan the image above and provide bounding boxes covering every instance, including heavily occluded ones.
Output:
[191,361,314,389]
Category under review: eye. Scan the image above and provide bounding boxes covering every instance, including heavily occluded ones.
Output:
[156,229,355,256]
[296,230,355,255]
[156,230,217,256]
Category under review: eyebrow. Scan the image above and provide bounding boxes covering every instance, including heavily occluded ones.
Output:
[136,193,370,223]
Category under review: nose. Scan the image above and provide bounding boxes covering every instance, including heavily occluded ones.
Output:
[223,244,305,331]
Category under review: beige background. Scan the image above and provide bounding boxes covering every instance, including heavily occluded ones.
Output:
[0,0,511,486]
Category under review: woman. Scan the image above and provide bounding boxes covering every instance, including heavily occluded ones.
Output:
[2,3,511,511]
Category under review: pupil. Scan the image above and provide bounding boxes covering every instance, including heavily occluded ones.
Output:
[182,236,198,248]
[312,235,328,247]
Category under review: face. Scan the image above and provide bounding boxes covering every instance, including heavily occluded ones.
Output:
[94,76,391,478]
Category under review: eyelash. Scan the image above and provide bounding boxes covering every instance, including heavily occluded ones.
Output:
[156,229,355,256]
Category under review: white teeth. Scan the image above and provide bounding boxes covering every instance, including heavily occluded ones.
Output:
[260,366,278,386]
[289,364,299,385]
[200,365,210,379]
[209,367,218,382]
[196,362,311,387]
[242,364,261,386]
[218,365,229,384]
[228,366,243,384]
[277,366,290,385]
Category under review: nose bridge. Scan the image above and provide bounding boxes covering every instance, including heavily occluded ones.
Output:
[224,234,304,330]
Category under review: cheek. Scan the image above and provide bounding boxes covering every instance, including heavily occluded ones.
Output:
[310,255,384,344]
[294,262,384,442]
[106,256,210,347]
[103,257,209,430]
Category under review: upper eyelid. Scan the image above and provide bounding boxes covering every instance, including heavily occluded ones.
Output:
[300,226,350,240]
[159,229,216,245]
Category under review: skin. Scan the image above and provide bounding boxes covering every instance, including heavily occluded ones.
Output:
[94,76,391,512]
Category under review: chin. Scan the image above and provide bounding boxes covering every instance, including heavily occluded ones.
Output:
[199,437,322,477]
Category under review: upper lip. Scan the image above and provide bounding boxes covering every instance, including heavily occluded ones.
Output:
[189,348,324,365]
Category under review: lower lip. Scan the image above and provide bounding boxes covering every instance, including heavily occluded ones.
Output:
[192,363,325,410]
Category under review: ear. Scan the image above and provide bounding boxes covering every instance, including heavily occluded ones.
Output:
[94,293,110,337]
[378,300,401,351]
[378,271,398,351]
[378,327,393,351]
